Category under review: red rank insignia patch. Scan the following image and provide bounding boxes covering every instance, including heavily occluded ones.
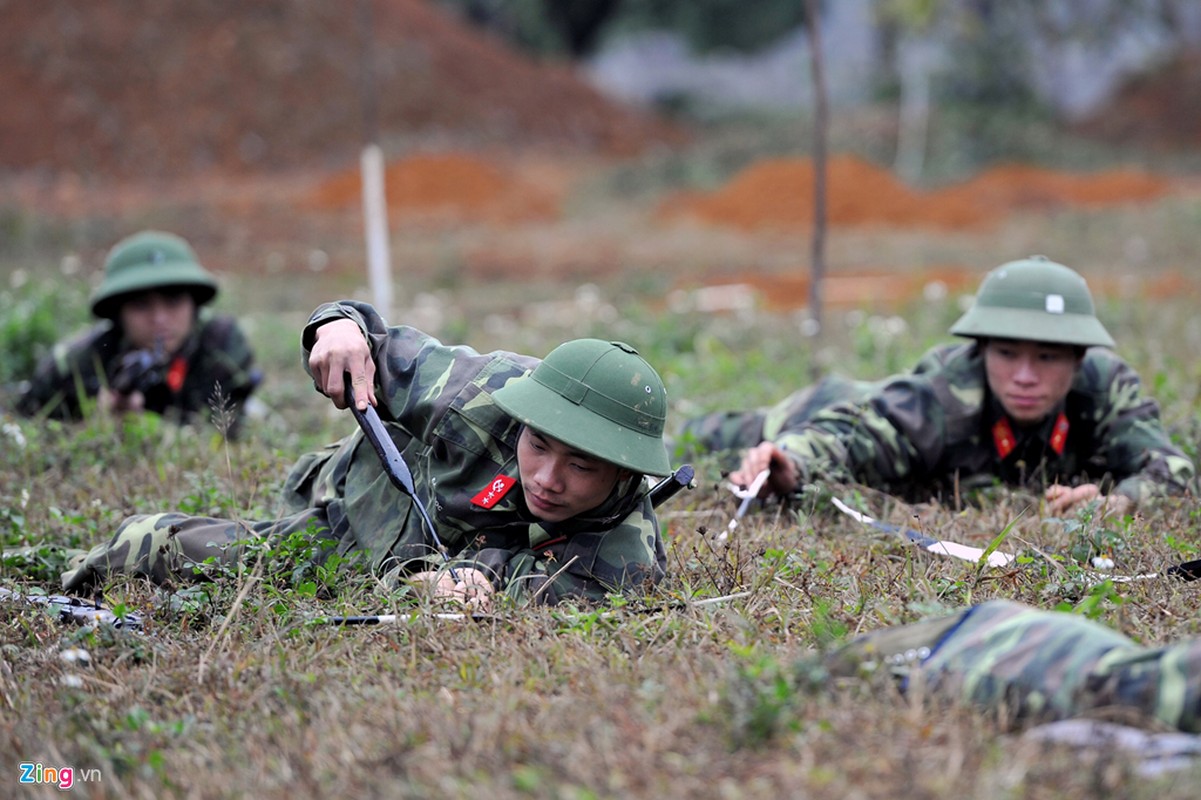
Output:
[992,417,1015,459]
[166,356,188,393]
[1049,412,1070,455]
[471,474,516,508]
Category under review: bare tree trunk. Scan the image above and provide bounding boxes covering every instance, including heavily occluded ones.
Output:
[894,37,931,184]
[804,0,828,379]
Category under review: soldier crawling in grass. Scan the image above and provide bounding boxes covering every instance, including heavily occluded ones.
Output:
[818,599,1201,734]
[60,299,675,608]
[682,256,1195,514]
[16,230,260,435]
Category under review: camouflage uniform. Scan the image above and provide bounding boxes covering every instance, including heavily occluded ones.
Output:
[824,600,1201,733]
[62,300,667,605]
[16,308,259,431]
[677,345,959,458]
[685,341,1193,505]
[679,374,882,458]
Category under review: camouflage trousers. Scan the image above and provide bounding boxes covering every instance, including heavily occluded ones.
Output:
[60,443,350,593]
[824,600,1201,733]
[677,374,878,457]
[60,509,339,593]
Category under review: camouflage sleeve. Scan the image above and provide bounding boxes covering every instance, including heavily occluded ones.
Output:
[15,347,74,417]
[1082,352,1195,503]
[302,300,504,442]
[15,326,109,419]
[458,497,666,605]
[761,375,881,442]
[678,373,907,459]
[773,376,940,490]
[200,314,260,405]
[302,299,383,352]
[763,344,966,491]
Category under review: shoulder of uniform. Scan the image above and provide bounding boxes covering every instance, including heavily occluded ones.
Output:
[61,321,118,355]
[1077,347,1136,384]
[912,341,978,373]
[890,342,985,430]
[1081,346,1125,367]
[481,349,540,381]
[196,312,244,343]
[906,342,983,388]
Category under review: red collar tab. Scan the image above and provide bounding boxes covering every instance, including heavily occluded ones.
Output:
[471,474,516,509]
[992,417,1016,459]
[166,356,188,393]
[1049,412,1070,455]
[993,413,1070,459]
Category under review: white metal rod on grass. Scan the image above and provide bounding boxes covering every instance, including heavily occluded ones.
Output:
[361,143,393,320]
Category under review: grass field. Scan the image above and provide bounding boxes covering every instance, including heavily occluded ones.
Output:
[3,115,1201,798]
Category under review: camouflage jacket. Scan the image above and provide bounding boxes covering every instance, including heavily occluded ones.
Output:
[825,600,1201,733]
[286,300,666,605]
[776,342,1194,505]
[16,309,259,432]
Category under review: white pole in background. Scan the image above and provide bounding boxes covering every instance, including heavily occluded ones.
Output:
[359,0,392,320]
[361,143,393,320]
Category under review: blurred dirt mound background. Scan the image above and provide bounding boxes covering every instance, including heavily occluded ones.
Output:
[0,0,683,180]
[658,154,1176,232]
[3,0,1199,312]
[301,151,564,224]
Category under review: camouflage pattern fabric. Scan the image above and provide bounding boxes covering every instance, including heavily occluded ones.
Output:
[675,345,955,462]
[705,341,1193,505]
[16,309,259,433]
[63,300,666,605]
[824,600,1201,733]
[678,374,882,457]
[61,510,333,591]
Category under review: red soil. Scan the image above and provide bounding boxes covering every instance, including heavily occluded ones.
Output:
[659,154,1176,232]
[301,151,562,223]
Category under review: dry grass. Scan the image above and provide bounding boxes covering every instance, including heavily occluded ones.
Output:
[3,493,1199,798]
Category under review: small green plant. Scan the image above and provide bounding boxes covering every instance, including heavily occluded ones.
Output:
[1071,580,1124,621]
[809,596,849,650]
[1060,509,1128,566]
[0,277,89,384]
[725,642,801,747]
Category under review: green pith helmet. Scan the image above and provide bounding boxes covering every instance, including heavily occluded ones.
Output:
[492,339,672,477]
[90,230,219,320]
[949,255,1115,348]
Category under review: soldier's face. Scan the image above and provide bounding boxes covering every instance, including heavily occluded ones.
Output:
[516,427,629,522]
[984,339,1081,426]
[119,290,196,354]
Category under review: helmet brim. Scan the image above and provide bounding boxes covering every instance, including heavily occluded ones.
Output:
[950,306,1115,348]
[91,262,218,319]
[493,375,672,477]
